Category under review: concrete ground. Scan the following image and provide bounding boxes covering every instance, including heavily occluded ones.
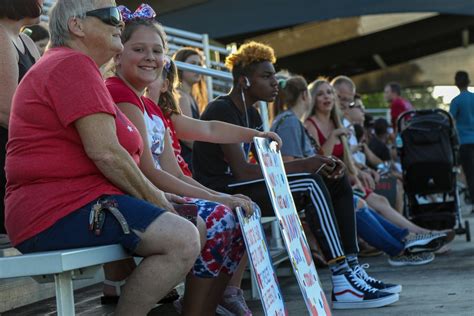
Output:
[5,212,474,316]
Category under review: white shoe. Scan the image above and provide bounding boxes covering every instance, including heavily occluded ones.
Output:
[332,270,399,309]
[353,264,402,294]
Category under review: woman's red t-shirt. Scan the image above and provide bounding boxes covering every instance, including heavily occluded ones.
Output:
[105,77,192,177]
[5,48,143,246]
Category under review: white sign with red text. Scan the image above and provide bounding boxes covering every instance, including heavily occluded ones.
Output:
[254,137,331,316]
[236,207,287,316]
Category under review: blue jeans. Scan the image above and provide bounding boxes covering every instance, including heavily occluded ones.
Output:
[354,196,409,256]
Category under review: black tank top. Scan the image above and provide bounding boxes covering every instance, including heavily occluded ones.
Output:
[14,36,36,83]
[179,96,200,172]
[0,37,35,231]
[190,97,200,119]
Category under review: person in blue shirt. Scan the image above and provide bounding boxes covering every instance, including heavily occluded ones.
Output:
[450,71,474,209]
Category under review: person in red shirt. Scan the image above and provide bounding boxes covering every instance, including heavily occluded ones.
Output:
[5,1,200,315]
[383,82,413,132]
[104,14,283,315]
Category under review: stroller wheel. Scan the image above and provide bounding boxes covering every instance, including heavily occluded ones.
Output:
[465,220,471,242]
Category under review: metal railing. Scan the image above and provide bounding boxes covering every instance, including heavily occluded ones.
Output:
[173,61,271,131]
[39,2,266,126]
[40,2,233,100]
[164,26,232,103]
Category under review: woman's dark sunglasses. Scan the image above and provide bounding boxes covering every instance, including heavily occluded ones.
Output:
[85,7,122,27]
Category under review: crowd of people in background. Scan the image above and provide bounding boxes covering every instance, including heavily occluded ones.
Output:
[0,0,471,315]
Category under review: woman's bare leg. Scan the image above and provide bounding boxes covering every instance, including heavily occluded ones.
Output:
[226,253,247,288]
[102,216,206,297]
[366,193,429,234]
[115,213,201,316]
[395,179,404,214]
[103,259,136,296]
[182,272,232,316]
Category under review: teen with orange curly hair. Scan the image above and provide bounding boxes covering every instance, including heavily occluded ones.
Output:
[193,41,400,311]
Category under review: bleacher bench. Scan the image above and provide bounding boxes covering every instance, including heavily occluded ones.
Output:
[0,218,288,312]
[0,244,129,315]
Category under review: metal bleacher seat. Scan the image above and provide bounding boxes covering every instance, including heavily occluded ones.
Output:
[0,245,129,315]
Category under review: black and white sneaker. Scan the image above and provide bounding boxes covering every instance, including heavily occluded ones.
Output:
[332,270,399,309]
[388,251,435,267]
[404,232,446,253]
[353,264,402,294]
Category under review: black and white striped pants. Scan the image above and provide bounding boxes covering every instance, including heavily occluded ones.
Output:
[227,173,358,261]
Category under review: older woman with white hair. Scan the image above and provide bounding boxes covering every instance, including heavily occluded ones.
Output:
[4,1,199,315]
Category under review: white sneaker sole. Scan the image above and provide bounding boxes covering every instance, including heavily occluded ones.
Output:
[405,236,445,253]
[332,293,399,309]
[388,255,435,267]
[382,284,402,294]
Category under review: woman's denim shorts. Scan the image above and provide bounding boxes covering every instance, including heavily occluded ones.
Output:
[16,194,165,254]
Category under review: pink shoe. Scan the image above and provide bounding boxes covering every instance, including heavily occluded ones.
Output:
[216,286,252,316]
[173,296,184,314]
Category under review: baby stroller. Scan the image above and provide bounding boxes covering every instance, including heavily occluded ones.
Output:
[397,109,470,241]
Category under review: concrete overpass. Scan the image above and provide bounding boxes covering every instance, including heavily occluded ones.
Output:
[118,1,474,91]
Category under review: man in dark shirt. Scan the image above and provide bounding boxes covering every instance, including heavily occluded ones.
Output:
[193,42,399,310]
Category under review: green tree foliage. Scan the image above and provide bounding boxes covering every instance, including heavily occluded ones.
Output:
[361,86,444,110]
[403,87,444,109]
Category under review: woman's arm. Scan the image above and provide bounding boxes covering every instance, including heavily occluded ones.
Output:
[304,119,350,157]
[0,30,19,128]
[322,129,350,157]
[171,113,282,147]
[117,102,215,198]
[361,143,383,167]
[304,119,336,156]
[304,119,322,148]
[74,113,173,211]
[177,90,193,118]
[158,131,255,213]
[158,129,222,194]
[117,102,251,210]
[282,156,296,162]
[176,91,194,149]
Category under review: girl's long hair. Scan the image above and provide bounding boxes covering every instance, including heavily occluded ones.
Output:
[172,47,208,114]
[308,78,358,175]
[149,59,181,117]
[272,75,308,120]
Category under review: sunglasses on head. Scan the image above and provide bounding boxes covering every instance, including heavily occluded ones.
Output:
[348,101,364,110]
[85,7,122,27]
